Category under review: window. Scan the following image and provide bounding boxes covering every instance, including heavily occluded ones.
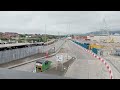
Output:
[45,61,48,65]
[39,68,41,70]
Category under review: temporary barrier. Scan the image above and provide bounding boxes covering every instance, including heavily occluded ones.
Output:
[72,40,113,79]
[85,49,113,79]
[73,41,89,50]
[92,48,99,54]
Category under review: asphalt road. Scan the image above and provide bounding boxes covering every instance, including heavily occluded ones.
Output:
[65,40,110,79]
[11,39,111,79]
[42,39,64,53]
[10,39,73,74]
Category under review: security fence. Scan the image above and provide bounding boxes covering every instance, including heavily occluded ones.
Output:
[0,46,42,64]
[0,39,65,64]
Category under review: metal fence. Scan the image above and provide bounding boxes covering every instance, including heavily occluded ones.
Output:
[0,40,65,64]
[0,46,43,64]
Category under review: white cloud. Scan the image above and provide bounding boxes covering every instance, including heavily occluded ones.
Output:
[0,11,119,34]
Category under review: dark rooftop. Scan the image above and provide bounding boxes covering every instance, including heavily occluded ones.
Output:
[36,60,46,64]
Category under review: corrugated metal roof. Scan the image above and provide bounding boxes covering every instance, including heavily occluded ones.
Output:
[36,60,46,64]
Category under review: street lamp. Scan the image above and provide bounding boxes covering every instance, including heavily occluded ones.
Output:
[66,24,70,60]
[44,24,49,58]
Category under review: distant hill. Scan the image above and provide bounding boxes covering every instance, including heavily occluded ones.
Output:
[84,30,120,36]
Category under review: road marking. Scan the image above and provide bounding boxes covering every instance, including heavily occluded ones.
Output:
[72,40,113,79]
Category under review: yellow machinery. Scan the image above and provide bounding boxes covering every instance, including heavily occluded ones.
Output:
[102,36,115,43]
[89,43,103,50]
[106,37,114,43]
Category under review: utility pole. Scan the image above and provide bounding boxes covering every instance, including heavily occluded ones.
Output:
[45,24,47,43]
[45,24,48,46]
[66,24,70,60]
[58,32,60,40]
[43,24,46,54]
[45,24,49,58]
[103,17,111,43]
[42,24,46,54]
[103,18,109,36]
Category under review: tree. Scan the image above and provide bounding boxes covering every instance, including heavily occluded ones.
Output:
[19,34,26,38]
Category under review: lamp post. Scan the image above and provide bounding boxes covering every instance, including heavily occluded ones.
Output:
[66,24,70,60]
[45,24,49,58]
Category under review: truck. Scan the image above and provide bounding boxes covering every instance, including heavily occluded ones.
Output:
[35,59,52,72]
